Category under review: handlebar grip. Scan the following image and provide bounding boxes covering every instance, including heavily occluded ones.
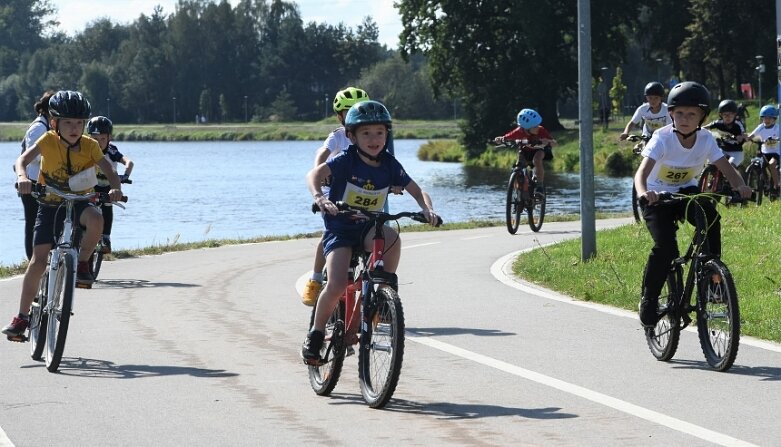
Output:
[311,202,320,213]
[121,178,133,184]
[435,216,443,227]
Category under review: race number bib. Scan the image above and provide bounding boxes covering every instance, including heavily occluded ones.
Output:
[658,164,696,185]
[645,117,667,132]
[342,182,388,211]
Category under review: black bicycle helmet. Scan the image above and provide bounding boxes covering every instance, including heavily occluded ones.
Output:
[88,116,113,135]
[344,100,392,132]
[667,81,710,114]
[48,90,91,119]
[717,99,738,114]
[644,81,665,97]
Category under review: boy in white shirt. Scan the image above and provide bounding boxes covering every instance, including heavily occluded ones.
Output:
[620,81,672,140]
[747,105,781,195]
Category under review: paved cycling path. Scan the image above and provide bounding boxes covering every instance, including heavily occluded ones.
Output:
[1,219,779,446]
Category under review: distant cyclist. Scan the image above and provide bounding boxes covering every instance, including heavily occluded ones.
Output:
[494,108,557,194]
[88,116,134,254]
[703,100,747,167]
[300,87,370,307]
[747,105,781,196]
[620,81,671,140]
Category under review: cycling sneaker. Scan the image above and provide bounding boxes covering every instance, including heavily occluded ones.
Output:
[301,329,325,363]
[88,116,113,135]
[332,87,369,112]
[759,105,779,118]
[1,315,29,340]
[644,81,665,97]
[517,108,542,129]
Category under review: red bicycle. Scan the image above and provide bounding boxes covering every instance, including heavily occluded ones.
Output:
[306,202,441,408]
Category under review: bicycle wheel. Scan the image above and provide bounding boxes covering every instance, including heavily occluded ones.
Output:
[90,249,104,281]
[745,164,763,206]
[505,171,523,234]
[359,286,404,409]
[29,270,49,360]
[698,165,717,193]
[696,259,740,372]
[528,183,545,232]
[45,252,74,372]
[307,301,346,396]
[645,265,682,361]
[631,184,642,223]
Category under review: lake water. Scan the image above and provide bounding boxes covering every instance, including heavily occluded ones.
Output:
[0,140,632,266]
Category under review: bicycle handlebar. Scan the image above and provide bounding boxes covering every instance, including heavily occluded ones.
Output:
[639,191,745,207]
[493,139,548,151]
[625,134,651,143]
[311,201,443,227]
[25,183,129,204]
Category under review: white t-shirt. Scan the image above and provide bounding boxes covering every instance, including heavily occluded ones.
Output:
[749,123,781,155]
[630,103,672,136]
[23,118,48,180]
[641,124,724,192]
[320,127,351,161]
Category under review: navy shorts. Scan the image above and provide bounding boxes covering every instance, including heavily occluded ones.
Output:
[321,222,372,257]
[33,201,93,247]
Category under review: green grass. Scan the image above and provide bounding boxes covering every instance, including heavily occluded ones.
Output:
[513,200,781,343]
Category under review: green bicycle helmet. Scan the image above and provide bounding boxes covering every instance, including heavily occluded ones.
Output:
[332,87,369,112]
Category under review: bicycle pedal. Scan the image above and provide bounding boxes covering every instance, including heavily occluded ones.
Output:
[75,282,93,289]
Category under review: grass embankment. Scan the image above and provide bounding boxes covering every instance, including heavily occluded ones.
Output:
[0,119,461,142]
[514,201,781,343]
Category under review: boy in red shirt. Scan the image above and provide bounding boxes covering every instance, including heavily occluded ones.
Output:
[494,108,557,193]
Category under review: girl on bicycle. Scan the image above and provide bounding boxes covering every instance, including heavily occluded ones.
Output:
[301,100,438,363]
[747,105,781,196]
[494,108,556,194]
[634,82,751,328]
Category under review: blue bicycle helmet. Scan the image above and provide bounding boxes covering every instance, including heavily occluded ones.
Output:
[760,105,779,118]
[516,108,542,129]
[344,100,392,131]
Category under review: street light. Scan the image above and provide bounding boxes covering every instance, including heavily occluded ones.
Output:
[655,58,662,82]
[244,95,248,122]
[106,97,110,118]
[324,93,328,119]
[756,55,766,107]
[172,96,177,124]
[599,66,609,129]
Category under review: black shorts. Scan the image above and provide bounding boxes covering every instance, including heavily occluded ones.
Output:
[762,153,780,163]
[522,146,554,164]
[33,202,93,247]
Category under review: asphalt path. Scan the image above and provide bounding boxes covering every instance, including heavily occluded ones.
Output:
[1,219,780,446]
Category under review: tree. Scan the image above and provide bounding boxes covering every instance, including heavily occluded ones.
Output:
[610,67,628,118]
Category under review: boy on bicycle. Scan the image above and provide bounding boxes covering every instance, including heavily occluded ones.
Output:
[493,108,556,194]
[620,81,671,140]
[2,91,123,341]
[301,100,438,364]
[747,105,781,196]
[634,82,750,328]
[301,87,370,307]
[703,100,747,167]
[88,115,134,254]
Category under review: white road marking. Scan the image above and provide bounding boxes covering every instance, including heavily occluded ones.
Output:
[407,335,758,447]
[0,425,14,447]
[461,235,491,240]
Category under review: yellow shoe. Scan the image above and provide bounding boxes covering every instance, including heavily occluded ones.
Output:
[302,279,322,306]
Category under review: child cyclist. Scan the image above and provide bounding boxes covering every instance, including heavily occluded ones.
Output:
[634,82,751,328]
[703,99,747,167]
[301,87,370,306]
[88,115,134,253]
[301,100,438,363]
[620,81,672,140]
[2,91,123,341]
[747,105,781,196]
[493,108,557,194]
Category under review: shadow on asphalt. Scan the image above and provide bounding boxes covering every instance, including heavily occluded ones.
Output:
[22,357,238,379]
[407,327,515,337]
[93,279,201,289]
[327,394,576,419]
[669,358,781,380]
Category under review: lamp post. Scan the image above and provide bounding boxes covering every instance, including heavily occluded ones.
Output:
[244,95,248,122]
[655,58,662,82]
[324,93,328,119]
[756,55,766,107]
[106,97,110,118]
[599,66,609,129]
[172,97,177,124]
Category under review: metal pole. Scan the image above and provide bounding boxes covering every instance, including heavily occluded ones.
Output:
[106,97,110,118]
[578,0,596,261]
[324,93,328,119]
[244,95,248,122]
[172,97,176,124]
[757,55,764,107]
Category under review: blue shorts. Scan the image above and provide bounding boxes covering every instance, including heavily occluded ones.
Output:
[33,202,93,247]
[321,223,372,257]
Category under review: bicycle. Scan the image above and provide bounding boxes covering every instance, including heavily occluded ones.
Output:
[25,184,126,372]
[744,137,780,206]
[498,139,546,234]
[642,192,742,372]
[697,133,742,203]
[89,176,132,280]
[306,202,442,408]
[624,134,650,223]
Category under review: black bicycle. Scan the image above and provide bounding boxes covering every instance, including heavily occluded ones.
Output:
[89,176,132,280]
[499,139,546,234]
[642,192,742,372]
[744,137,780,206]
[623,134,650,223]
[698,133,741,203]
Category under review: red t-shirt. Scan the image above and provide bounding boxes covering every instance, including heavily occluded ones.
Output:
[502,126,553,146]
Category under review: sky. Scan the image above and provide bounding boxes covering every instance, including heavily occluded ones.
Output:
[48,0,404,48]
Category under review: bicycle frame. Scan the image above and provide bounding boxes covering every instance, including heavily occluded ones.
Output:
[45,196,81,315]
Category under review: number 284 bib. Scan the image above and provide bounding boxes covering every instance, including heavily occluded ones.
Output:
[341,182,388,211]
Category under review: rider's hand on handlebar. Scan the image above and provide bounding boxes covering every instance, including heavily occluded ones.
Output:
[422,208,439,226]
[315,195,338,215]
[619,133,629,141]
[640,190,659,205]
[15,175,32,195]
[108,188,123,203]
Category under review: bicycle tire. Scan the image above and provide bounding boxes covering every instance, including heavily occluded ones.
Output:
[29,271,49,361]
[307,301,346,396]
[698,165,718,193]
[631,184,642,223]
[90,250,104,281]
[528,184,545,232]
[359,286,404,409]
[45,252,74,372]
[645,265,682,361]
[745,164,763,206]
[505,171,522,234]
[696,259,740,372]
